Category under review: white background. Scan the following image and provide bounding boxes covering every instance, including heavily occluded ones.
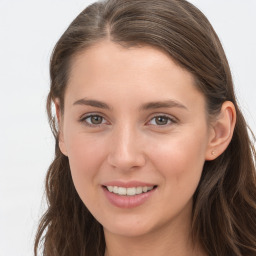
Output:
[0,1,255,255]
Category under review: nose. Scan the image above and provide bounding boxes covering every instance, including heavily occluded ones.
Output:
[107,124,146,171]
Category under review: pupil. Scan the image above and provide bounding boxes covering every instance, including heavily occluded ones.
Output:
[156,116,167,125]
[91,116,102,124]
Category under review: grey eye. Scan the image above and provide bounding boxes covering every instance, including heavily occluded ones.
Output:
[151,116,171,125]
[88,115,103,124]
[147,115,177,127]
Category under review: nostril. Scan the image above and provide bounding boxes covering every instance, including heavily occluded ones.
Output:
[107,152,146,170]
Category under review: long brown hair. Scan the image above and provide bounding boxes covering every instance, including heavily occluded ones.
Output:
[34,0,256,255]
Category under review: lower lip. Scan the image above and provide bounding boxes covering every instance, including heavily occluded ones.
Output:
[102,186,156,208]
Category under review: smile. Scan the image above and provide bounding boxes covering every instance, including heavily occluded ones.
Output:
[106,186,155,196]
[102,184,157,208]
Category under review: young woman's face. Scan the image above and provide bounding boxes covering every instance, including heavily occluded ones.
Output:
[59,41,213,237]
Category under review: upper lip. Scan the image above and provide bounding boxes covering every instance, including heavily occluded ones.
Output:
[102,181,157,188]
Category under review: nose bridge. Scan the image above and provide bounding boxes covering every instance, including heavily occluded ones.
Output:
[108,122,145,170]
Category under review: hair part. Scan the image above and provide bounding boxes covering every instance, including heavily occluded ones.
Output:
[35,0,256,255]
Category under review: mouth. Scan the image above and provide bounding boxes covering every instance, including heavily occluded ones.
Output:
[102,185,158,196]
[102,183,158,208]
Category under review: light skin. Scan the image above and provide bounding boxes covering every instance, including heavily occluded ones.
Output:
[55,40,236,256]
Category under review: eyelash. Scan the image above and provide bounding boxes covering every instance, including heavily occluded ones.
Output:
[79,113,177,128]
[147,114,177,127]
[79,114,108,127]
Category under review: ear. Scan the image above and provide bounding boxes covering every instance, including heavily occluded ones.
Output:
[54,99,68,156]
[205,101,236,160]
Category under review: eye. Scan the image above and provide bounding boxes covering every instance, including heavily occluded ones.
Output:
[80,114,108,127]
[148,115,175,126]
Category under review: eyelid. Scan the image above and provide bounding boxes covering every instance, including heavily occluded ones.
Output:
[146,113,178,126]
[79,112,109,127]
[78,112,178,127]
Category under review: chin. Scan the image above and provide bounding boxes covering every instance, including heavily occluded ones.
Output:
[105,225,153,238]
[102,214,157,238]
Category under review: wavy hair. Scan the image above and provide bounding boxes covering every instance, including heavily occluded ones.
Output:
[34,0,256,255]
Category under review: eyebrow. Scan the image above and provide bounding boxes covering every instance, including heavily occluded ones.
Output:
[140,100,188,111]
[73,98,111,109]
[73,98,188,111]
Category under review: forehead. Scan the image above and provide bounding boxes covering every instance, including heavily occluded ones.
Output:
[70,41,188,81]
[65,40,205,112]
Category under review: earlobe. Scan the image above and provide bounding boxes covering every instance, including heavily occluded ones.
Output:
[205,101,236,160]
[54,99,68,157]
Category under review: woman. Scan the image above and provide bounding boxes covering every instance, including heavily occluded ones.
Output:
[34,0,256,255]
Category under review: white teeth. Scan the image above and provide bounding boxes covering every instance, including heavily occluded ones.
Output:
[118,187,126,195]
[127,187,136,196]
[136,187,142,194]
[113,186,118,193]
[106,186,155,196]
[108,186,113,192]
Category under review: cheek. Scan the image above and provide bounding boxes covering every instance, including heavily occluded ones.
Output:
[65,132,107,194]
[149,131,207,190]
[147,134,207,218]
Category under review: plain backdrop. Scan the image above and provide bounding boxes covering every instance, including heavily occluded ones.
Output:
[0,1,255,255]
